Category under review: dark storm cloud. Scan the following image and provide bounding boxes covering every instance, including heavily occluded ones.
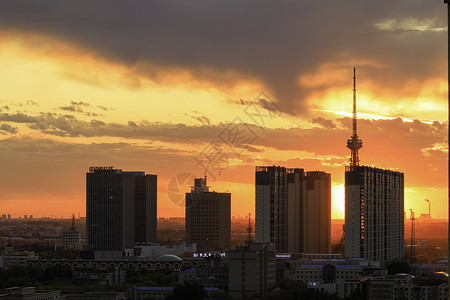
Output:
[311,117,337,129]
[0,0,445,113]
[0,109,445,187]
[0,124,17,134]
[0,136,198,202]
[0,110,446,164]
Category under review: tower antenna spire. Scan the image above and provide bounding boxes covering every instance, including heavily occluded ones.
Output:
[71,214,76,230]
[353,67,357,137]
[346,67,363,167]
[246,213,253,244]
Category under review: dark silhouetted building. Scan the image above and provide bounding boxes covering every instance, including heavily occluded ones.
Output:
[228,242,276,299]
[255,166,331,253]
[345,166,404,263]
[86,167,157,254]
[185,177,231,252]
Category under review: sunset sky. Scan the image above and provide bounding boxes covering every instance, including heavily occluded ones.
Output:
[0,0,447,219]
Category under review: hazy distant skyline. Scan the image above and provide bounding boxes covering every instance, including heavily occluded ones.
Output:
[0,0,447,218]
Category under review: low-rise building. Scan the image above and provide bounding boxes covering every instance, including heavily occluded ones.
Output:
[1,240,38,268]
[228,243,276,299]
[367,274,448,300]
[0,287,60,300]
[28,254,185,271]
[410,263,447,277]
[285,254,382,298]
[73,268,125,285]
[62,292,126,300]
[126,286,222,300]
[62,216,81,250]
[178,254,229,290]
[122,242,196,258]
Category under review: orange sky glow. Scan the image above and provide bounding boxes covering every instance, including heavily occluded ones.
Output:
[0,1,448,220]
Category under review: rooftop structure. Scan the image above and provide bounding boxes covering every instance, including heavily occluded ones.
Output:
[346,68,363,167]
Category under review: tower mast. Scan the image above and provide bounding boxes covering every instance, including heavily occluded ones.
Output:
[71,214,76,230]
[246,213,253,244]
[347,67,363,167]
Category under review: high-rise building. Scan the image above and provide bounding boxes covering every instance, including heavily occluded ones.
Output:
[344,68,404,263]
[304,171,331,254]
[185,177,231,252]
[345,166,404,262]
[255,166,331,253]
[228,242,276,299]
[86,166,157,253]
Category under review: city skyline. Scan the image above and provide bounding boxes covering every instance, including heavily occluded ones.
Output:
[0,0,447,219]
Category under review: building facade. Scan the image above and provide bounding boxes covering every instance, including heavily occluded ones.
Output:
[73,267,125,285]
[228,243,276,299]
[1,240,38,268]
[367,274,448,300]
[126,286,222,300]
[345,166,404,263]
[62,215,81,250]
[0,287,60,300]
[86,167,157,253]
[185,177,231,252]
[255,166,331,253]
[62,229,81,250]
[178,255,229,290]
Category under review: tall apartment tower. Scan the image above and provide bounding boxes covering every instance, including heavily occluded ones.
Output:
[86,166,157,253]
[255,166,331,253]
[185,177,231,252]
[304,171,331,254]
[344,68,404,262]
[345,167,404,262]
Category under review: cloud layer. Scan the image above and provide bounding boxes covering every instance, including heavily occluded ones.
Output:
[0,0,446,114]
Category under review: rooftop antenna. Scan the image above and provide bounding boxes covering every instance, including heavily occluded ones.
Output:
[71,214,76,230]
[409,209,416,264]
[346,67,363,167]
[246,213,253,244]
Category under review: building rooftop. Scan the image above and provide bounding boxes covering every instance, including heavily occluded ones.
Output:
[127,286,222,292]
[155,254,182,262]
[183,268,197,272]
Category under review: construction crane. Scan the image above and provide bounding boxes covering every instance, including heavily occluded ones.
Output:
[409,209,416,264]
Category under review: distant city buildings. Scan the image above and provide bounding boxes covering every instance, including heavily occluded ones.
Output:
[86,166,157,255]
[185,177,231,252]
[255,166,331,253]
[345,166,404,263]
